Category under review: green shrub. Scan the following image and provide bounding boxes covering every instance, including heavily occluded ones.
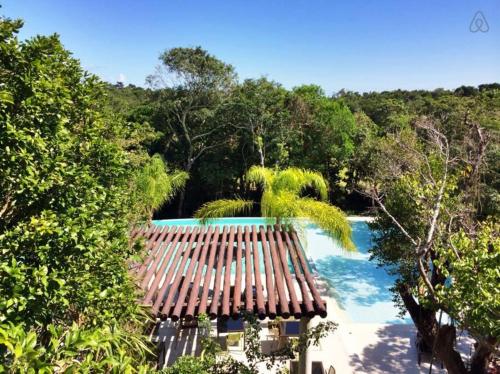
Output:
[0,17,155,371]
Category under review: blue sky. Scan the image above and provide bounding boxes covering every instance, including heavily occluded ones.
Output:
[3,0,499,93]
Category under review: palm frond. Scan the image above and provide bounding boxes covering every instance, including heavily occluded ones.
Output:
[271,168,328,201]
[300,169,329,201]
[193,165,353,252]
[260,190,274,218]
[297,198,355,251]
[135,154,188,216]
[272,167,304,195]
[168,170,189,198]
[263,191,302,221]
[246,165,274,189]
[194,198,254,224]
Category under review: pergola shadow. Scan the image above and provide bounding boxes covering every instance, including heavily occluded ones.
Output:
[157,321,202,367]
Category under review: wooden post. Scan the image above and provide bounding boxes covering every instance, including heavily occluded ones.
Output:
[299,317,311,374]
[157,340,166,369]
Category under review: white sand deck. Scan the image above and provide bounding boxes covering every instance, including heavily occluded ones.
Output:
[307,295,474,374]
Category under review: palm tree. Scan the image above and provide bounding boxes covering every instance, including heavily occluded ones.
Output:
[135,154,189,220]
[194,166,354,250]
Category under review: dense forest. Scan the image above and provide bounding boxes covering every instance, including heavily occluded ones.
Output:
[1,15,498,374]
[105,56,499,219]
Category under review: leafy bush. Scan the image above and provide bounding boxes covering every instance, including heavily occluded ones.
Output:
[0,17,155,371]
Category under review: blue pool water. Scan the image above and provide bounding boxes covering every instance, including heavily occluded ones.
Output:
[302,220,411,324]
[153,217,410,324]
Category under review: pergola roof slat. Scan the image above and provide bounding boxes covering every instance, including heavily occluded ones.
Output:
[137,226,172,279]
[198,226,220,315]
[149,226,191,311]
[185,226,213,320]
[259,226,276,319]
[160,227,200,318]
[130,226,141,240]
[221,226,236,319]
[244,226,253,314]
[283,229,314,316]
[170,228,207,321]
[265,225,290,318]
[251,225,266,318]
[292,231,327,317]
[141,226,182,293]
[232,227,243,317]
[273,225,302,318]
[147,226,163,250]
[133,223,327,321]
[209,226,228,319]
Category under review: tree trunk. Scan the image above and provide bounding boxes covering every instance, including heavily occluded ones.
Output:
[470,339,495,374]
[434,325,468,374]
[177,159,193,218]
[258,144,264,167]
[397,284,469,374]
[299,317,311,374]
[176,188,186,218]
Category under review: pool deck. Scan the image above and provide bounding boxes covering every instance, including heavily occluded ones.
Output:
[155,276,473,374]
[308,293,474,374]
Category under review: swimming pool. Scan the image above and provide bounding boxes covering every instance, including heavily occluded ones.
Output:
[302,219,411,324]
[153,217,410,324]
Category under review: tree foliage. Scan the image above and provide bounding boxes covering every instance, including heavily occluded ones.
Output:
[135,154,188,220]
[0,17,157,371]
[435,221,499,341]
[146,47,238,216]
[364,114,498,373]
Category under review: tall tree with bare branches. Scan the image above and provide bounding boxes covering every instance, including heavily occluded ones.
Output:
[361,114,497,373]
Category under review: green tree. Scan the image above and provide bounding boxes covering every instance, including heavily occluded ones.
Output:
[227,78,291,167]
[435,221,499,372]
[286,86,358,207]
[194,166,354,250]
[147,47,238,216]
[0,17,155,371]
[290,85,357,171]
[364,115,497,373]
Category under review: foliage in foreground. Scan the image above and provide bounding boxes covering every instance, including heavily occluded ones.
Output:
[435,221,500,342]
[0,17,157,371]
[195,166,354,250]
[0,322,153,373]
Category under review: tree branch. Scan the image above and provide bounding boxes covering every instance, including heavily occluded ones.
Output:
[0,194,12,219]
[191,123,226,142]
[192,140,230,163]
[370,185,418,246]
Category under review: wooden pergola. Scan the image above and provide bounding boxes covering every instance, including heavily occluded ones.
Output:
[132,224,327,322]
